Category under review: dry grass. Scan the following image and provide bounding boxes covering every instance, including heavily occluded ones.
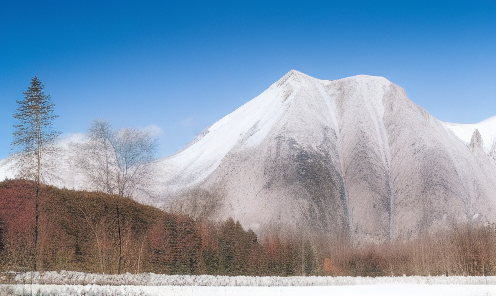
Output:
[319,224,495,276]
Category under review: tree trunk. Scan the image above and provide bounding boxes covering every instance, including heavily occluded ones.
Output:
[34,113,41,271]
[34,183,39,271]
[117,203,123,274]
[301,235,304,276]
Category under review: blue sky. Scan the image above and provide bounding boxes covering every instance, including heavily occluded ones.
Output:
[1,0,495,159]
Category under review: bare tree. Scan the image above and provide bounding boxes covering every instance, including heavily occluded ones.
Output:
[113,127,158,198]
[78,119,158,198]
[77,120,117,195]
[77,119,158,273]
[10,76,60,271]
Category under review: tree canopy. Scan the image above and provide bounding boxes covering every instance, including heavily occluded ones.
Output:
[11,76,60,182]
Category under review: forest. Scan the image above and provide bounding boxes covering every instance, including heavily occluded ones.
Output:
[0,179,494,277]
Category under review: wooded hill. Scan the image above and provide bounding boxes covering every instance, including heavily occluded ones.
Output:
[0,179,315,276]
[0,179,494,276]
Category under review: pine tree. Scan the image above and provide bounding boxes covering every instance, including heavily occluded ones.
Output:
[11,76,60,271]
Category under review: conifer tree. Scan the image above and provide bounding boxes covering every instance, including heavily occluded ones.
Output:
[11,76,60,271]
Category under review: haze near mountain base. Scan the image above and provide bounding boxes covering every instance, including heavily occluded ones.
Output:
[148,70,496,243]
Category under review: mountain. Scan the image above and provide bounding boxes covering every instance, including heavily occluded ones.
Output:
[146,70,496,242]
[1,70,495,243]
[442,116,496,165]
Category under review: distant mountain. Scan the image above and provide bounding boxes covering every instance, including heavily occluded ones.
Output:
[1,70,495,243]
[442,116,496,165]
[146,70,496,242]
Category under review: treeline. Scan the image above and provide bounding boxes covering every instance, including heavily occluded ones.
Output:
[320,224,495,276]
[0,180,314,276]
[0,179,494,276]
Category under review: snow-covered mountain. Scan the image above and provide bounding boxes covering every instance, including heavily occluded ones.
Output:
[147,70,496,242]
[1,70,495,243]
[442,116,496,164]
[0,133,88,189]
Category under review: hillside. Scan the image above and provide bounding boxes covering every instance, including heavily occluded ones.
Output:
[0,179,312,276]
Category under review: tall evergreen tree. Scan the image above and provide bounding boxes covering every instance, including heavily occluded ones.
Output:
[11,76,60,271]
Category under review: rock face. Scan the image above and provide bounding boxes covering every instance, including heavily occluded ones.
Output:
[146,70,496,242]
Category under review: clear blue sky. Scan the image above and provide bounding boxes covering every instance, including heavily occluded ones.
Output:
[1,0,495,159]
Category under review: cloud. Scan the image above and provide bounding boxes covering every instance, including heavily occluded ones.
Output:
[144,124,164,137]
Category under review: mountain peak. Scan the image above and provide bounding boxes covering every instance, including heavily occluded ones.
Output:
[275,71,392,90]
[274,69,313,88]
[340,74,391,86]
[288,69,303,75]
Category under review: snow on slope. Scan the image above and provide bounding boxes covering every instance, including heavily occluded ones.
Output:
[0,159,11,181]
[153,70,496,198]
[154,71,396,194]
[442,116,496,155]
[154,70,307,192]
[0,133,87,188]
[152,70,496,242]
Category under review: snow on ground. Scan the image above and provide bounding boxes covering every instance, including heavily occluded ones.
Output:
[7,271,495,286]
[1,271,494,295]
[1,284,495,296]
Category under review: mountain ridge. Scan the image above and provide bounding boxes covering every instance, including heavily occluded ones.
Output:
[145,71,496,243]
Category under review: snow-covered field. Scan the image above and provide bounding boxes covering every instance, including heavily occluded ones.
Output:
[1,271,494,296]
[2,284,495,296]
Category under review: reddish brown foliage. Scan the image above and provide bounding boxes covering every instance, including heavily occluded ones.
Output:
[2,179,492,276]
[323,257,339,274]
[0,179,307,275]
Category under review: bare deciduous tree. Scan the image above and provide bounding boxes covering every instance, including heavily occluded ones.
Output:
[77,119,158,198]
[77,119,158,273]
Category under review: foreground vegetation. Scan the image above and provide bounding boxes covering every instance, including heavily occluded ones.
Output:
[0,180,494,276]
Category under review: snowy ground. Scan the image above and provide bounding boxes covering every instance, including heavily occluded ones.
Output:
[1,284,495,296]
[0,271,494,296]
[4,271,495,286]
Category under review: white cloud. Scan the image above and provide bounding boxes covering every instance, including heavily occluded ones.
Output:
[144,124,164,137]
